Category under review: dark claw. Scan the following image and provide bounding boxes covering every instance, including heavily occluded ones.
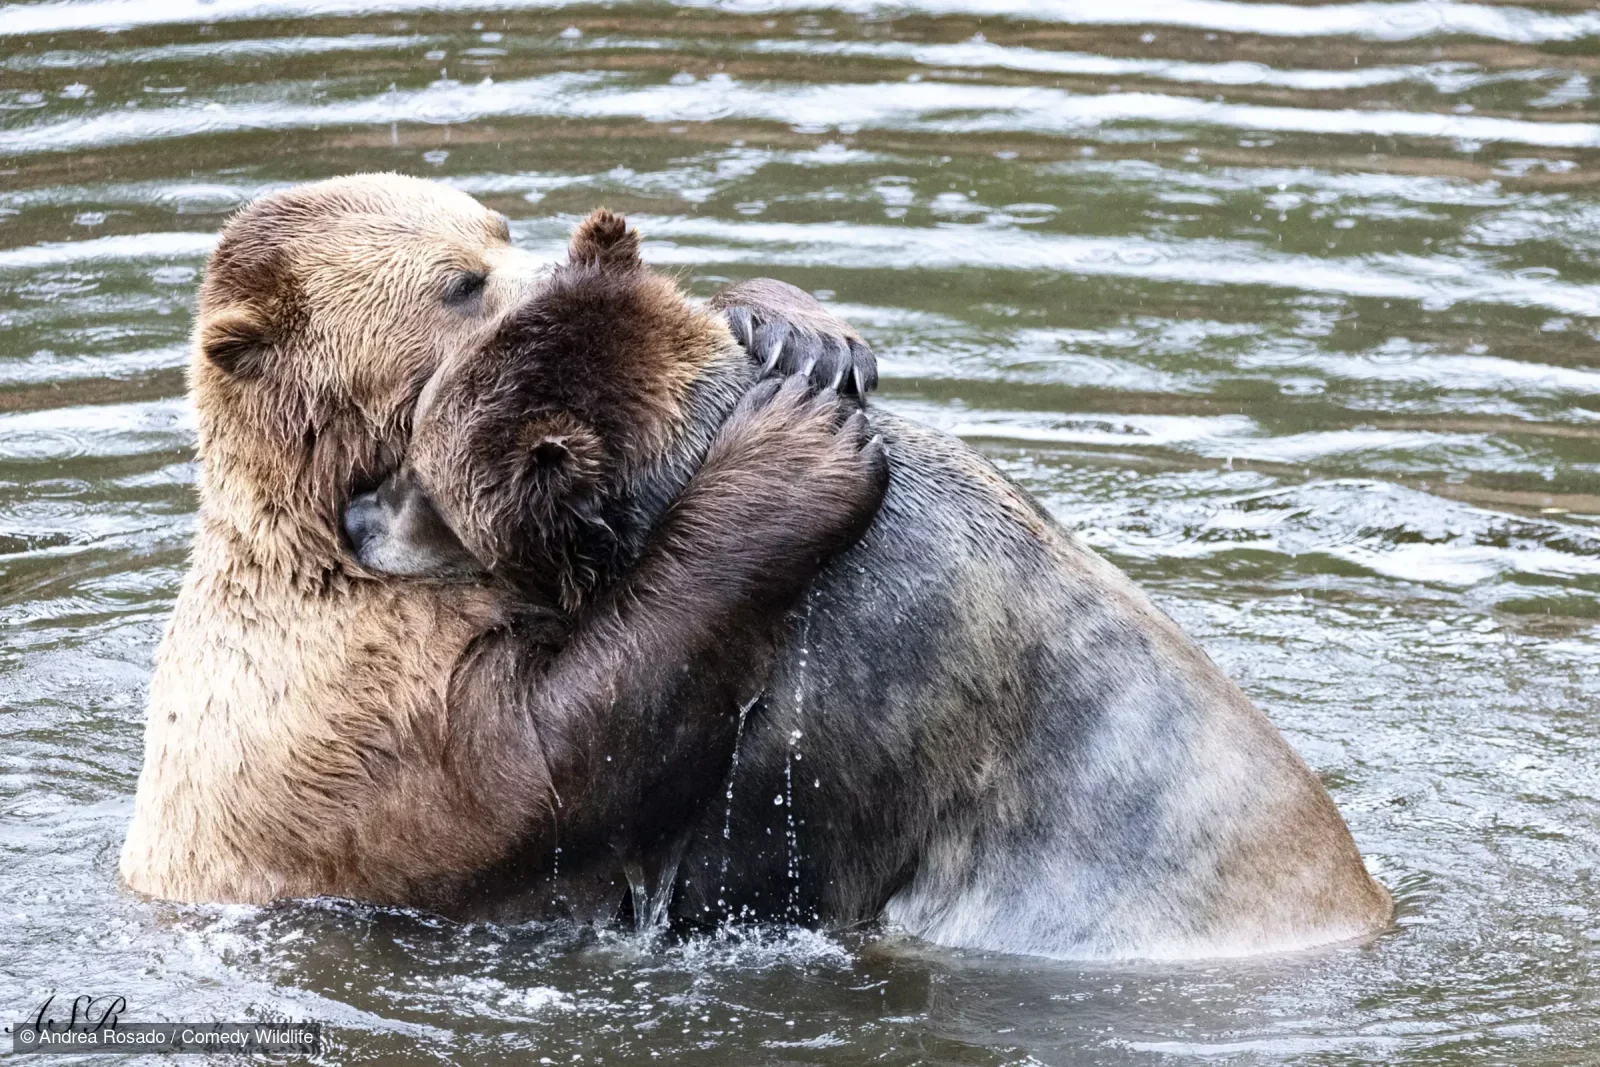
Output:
[860,433,890,502]
[847,339,878,398]
[819,336,849,393]
[864,433,887,470]
[755,321,790,375]
[778,326,818,382]
[724,306,755,350]
[716,282,877,405]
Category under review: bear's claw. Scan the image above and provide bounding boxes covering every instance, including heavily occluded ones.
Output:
[711,279,878,404]
[740,319,875,402]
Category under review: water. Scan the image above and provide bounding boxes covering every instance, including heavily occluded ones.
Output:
[1,0,1598,1062]
[783,595,812,926]
[716,692,760,919]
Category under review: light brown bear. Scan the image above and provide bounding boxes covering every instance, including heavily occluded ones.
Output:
[349,212,1395,959]
[119,175,884,916]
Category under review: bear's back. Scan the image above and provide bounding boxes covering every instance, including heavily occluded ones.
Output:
[679,410,1390,958]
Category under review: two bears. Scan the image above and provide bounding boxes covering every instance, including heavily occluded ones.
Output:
[123,174,1390,958]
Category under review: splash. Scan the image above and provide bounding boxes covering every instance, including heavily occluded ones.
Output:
[622,833,693,938]
[622,861,649,936]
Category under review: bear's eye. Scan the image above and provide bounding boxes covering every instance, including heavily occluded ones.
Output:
[443,270,488,308]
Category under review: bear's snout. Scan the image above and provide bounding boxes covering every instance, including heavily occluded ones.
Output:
[343,487,386,564]
[343,472,484,581]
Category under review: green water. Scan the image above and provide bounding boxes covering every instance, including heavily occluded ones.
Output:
[2,1,1599,1063]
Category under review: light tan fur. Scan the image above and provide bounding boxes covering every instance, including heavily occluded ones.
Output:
[121,174,549,904]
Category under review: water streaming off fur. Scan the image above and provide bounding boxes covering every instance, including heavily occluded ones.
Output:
[2,0,1599,1062]
[715,692,760,923]
[783,594,813,925]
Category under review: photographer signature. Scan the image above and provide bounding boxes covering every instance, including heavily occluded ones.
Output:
[6,994,126,1035]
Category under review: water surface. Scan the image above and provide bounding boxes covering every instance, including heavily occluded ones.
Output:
[2,0,1598,1062]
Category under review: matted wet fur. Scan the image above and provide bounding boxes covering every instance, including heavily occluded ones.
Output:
[351,210,1395,959]
[120,176,885,915]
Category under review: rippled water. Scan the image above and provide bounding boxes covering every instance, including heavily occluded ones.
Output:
[3,1,1599,1062]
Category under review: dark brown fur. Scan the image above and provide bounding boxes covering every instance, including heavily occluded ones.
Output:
[350,207,1393,957]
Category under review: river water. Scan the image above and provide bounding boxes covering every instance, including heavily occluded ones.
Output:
[2,1,1598,1063]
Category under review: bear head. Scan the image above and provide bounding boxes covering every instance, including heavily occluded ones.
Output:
[191,173,542,574]
[345,209,750,610]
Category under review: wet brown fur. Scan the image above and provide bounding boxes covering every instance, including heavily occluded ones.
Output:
[123,176,537,904]
[354,214,1393,958]
[121,179,885,913]
[408,210,738,611]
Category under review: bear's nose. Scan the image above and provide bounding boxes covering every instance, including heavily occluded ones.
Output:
[343,488,384,561]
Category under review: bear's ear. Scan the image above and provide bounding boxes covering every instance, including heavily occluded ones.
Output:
[198,304,274,377]
[568,209,641,270]
[515,414,605,486]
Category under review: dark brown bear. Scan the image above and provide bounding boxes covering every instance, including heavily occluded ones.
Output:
[343,210,886,915]
[350,211,1393,959]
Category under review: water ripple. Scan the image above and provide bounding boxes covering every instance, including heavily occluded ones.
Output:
[632,216,1600,316]
[4,0,1599,44]
[3,2,1599,1063]
[7,73,1597,157]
